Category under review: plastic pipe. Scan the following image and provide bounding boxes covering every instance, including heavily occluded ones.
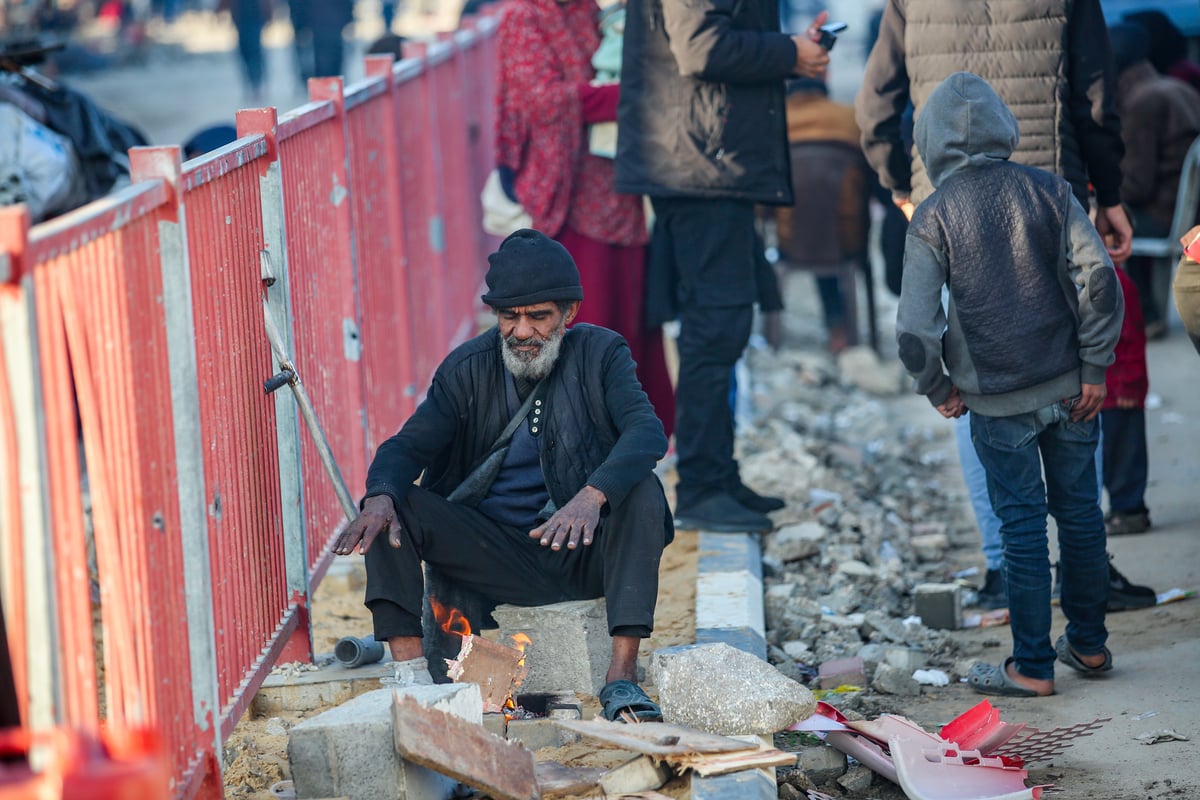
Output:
[334,636,385,668]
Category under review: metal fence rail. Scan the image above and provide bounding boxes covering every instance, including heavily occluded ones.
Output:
[0,14,500,797]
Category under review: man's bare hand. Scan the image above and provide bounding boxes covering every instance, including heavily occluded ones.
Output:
[936,386,966,419]
[333,495,403,555]
[1094,204,1133,263]
[529,486,606,552]
[1071,383,1106,422]
[791,11,831,78]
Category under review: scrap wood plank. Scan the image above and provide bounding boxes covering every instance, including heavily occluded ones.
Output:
[392,693,539,800]
[671,742,797,777]
[533,760,604,796]
[552,719,759,756]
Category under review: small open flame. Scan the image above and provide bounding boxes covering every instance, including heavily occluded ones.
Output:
[504,633,533,721]
[429,597,472,638]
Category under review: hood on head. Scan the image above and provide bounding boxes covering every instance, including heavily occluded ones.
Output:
[914,72,1019,189]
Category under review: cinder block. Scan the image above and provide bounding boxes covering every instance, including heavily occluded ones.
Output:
[913,583,962,630]
[505,718,562,751]
[491,599,611,694]
[481,713,507,738]
[883,646,927,673]
[252,658,395,716]
[288,683,481,800]
[817,656,866,690]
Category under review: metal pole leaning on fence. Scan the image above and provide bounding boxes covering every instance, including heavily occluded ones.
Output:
[259,250,358,523]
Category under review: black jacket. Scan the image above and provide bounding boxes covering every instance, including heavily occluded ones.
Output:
[855,0,1124,209]
[615,0,797,204]
[364,324,669,523]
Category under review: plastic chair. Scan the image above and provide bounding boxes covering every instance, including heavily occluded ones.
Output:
[1128,134,1200,326]
[773,139,878,351]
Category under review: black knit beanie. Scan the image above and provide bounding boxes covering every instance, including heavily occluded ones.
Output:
[481,229,584,308]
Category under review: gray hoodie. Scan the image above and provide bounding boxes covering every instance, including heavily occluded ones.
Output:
[896,72,1123,417]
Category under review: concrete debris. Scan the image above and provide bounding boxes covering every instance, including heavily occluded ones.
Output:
[743,347,976,698]
[870,663,921,696]
[650,642,817,735]
[795,744,847,785]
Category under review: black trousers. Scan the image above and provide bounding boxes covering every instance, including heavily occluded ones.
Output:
[650,197,758,509]
[364,476,670,641]
[1101,408,1149,514]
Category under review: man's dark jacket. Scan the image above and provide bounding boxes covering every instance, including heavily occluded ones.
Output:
[615,0,797,204]
[856,0,1124,209]
[364,324,670,530]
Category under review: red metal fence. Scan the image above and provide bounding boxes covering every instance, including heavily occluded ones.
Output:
[0,15,499,797]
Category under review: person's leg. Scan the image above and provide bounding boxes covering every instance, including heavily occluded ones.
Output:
[970,409,1055,693]
[1041,411,1110,665]
[653,198,766,529]
[957,412,1004,574]
[1101,408,1149,516]
[363,487,568,657]
[233,0,266,99]
[816,274,849,353]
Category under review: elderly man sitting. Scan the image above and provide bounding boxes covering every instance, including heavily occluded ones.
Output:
[334,229,671,722]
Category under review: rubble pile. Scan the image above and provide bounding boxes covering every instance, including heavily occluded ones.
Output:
[740,348,985,701]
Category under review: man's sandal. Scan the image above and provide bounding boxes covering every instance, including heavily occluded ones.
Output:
[967,658,1048,697]
[598,679,663,723]
[1055,635,1113,675]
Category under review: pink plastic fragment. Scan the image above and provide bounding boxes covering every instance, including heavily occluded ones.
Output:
[940,700,1028,755]
[890,736,1051,800]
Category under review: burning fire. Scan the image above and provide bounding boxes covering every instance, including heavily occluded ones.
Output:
[429,597,472,637]
[504,633,533,721]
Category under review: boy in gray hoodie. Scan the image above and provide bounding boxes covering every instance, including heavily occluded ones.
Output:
[896,72,1124,697]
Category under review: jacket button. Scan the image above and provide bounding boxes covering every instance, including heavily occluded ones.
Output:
[531,426,539,433]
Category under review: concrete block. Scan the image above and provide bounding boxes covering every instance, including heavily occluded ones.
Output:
[796,744,846,785]
[871,663,921,696]
[914,583,962,630]
[253,657,396,716]
[491,599,610,695]
[288,683,481,800]
[505,718,562,751]
[837,764,874,793]
[481,713,507,738]
[817,656,866,689]
[883,646,927,673]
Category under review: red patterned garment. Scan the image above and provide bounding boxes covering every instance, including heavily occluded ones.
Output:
[495,0,647,247]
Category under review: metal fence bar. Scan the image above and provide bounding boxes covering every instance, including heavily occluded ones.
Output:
[235,107,311,661]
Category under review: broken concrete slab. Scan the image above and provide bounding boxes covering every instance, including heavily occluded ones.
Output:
[253,656,396,716]
[505,718,562,751]
[650,642,816,735]
[914,583,962,630]
[288,683,482,800]
[871,663,921,696]
[597,755,672,795]
[392,693,537,800]
[766,522,826,562]
[796,744,847,785]
[491,599,610,695]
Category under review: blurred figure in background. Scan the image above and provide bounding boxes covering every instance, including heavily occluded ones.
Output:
[224,0,268,103]
[290,0,353,83]
[1122,9,1200,95]
[1108,22,1200,340]
[493,0,676,439]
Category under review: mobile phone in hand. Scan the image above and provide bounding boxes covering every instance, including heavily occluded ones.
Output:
[817,22,848,51]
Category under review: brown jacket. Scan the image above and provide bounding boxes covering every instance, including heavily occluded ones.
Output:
[773,92,867,261]
[1117,61,1200,229]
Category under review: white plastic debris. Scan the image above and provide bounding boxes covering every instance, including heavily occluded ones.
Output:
[1134,729,1189,745]
[912,669,950,687]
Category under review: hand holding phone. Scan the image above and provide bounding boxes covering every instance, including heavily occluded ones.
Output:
[792,12,832,77]
[816,22,848,51]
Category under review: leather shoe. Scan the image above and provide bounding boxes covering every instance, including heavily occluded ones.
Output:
[674,492,773,533]
[729,481,786,513]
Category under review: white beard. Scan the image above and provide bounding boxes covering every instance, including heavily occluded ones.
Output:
[501,321,566,380]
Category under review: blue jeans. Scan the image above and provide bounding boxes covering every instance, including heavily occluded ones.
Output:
[971,402,1109,681]
[959,411,1104,573]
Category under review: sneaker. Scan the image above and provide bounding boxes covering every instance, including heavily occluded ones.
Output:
[1108,557,1157,612]
[976,567,1008,610]
[1105,510,1151,535]
[674,492,773,533]
[728,481,786,513]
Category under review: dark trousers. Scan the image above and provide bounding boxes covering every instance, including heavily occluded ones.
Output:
[650,197,757,508]
[1101,407,1149,514]
[364,476,670,640]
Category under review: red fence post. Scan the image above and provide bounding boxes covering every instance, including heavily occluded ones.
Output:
[235,106,314,665]
[128,147,224,798]
[0,206,56,735]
